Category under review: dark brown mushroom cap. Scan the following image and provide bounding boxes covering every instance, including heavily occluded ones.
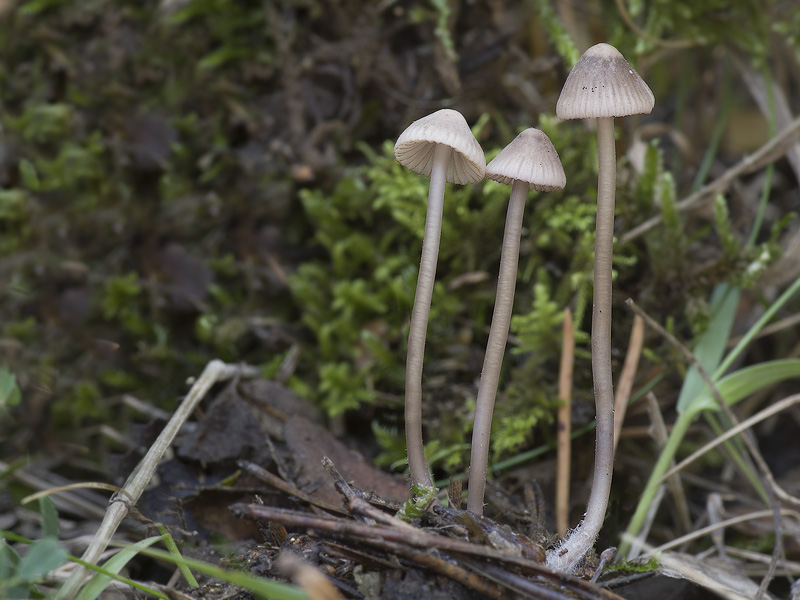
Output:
[394,109,486,185]
[556,43,654,120]
[485,128,566,191]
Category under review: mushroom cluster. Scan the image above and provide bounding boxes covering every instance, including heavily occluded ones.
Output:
[393,42,653,574]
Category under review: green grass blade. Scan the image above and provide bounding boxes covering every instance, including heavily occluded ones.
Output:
[157,524,198,587]
[75,535,165,600]
[138,545,310,600]
[676,283,740,414]
[689,359,800,414]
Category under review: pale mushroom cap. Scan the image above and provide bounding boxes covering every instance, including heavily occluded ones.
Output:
[394,109,486,185]
[556,43,655,120]
[486,128,566,191]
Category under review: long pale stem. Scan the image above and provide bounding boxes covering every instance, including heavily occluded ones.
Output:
[467,179,527,513]
[547,116,616,572]
[405,143,451,488]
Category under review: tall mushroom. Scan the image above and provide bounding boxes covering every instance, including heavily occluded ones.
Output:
[466,128,565,514]
[547,43,654,572]
[394,109,486,488]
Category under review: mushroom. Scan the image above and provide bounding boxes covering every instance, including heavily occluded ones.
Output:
[394,109,486,488]
[466,128,565,514]
[547,43,654,572]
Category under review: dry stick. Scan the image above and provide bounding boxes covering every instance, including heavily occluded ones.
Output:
[463,559,627,600]
[621,114,800,244]
[391,545,505,599]
[662,393,800,507]
[57,360,255,600]
[625,299,784,599]
[0,463,109,522]
[238,460,351,516]
[321,457,419,534]
[644,393,692,534]
[643,508,800,558]
[556,308,574,536]
[732,51,800,181]
[613,315,645,451]
[626,392,689,560]
[234,503,626,600]
[724,546,800,576]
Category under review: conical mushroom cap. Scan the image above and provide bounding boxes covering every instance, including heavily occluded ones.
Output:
[394,109,486,185]
[486,128,566,191]
[556,43,654,120]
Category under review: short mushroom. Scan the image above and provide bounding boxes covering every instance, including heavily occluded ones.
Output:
[466,128,565,514]
[394,109,486,488]
[548,42,654,572]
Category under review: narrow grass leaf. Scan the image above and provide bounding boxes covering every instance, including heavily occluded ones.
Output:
[690,359,800,414]
[139,545,310,600]
[75,535,164,600]
[677,283,740,414]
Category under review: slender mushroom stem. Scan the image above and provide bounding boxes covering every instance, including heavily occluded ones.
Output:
[405,143,451,488]
[547,117,616,571]
[586,115,617,535]
[467,179,528,513]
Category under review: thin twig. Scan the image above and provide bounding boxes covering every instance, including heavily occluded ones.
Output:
[57,360,253,600]
[662,393,800,508]
[625,299,784,598]
[321,456,419,533]
[644,393,691,534]
[621,115,800,244]
[233,502,626,600]
[614,314,645,451]
[642,509,800,558]
[238,460,350,516]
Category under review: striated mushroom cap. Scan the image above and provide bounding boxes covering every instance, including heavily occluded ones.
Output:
[394,109,486,185]
[486,128,566,191]
[556,43,654,120]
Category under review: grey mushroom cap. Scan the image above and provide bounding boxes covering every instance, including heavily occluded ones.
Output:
[394,109,486,185]
[556,43,655,120]
[486,128,566,191]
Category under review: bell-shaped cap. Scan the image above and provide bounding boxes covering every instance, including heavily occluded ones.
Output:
[556,43,654,120]
[486,128,566,191]
[394,109,486,185]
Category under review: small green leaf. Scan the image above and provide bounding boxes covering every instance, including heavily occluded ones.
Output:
[39,497,59,539]
[0,538,21,578]
[16,538,67,583]
[0,366,21,408]
[18,160,40,190]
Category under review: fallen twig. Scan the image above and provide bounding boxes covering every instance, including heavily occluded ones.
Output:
[621,115,800,244]
[57,360,258,600]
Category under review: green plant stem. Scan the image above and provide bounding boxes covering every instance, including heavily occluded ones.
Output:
[467,179,527,514]
[405,143,451,488]
[546,116,616,572]
[618,410,693,559]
